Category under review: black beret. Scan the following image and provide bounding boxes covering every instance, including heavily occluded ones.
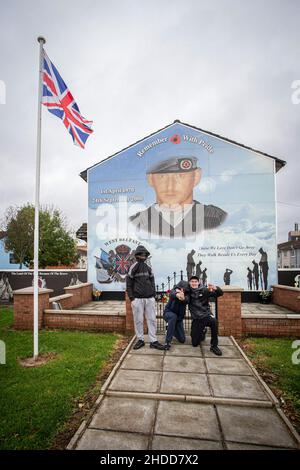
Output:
[146,156,198,175]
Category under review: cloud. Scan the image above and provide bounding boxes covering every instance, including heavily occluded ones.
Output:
[220,170,238,182]
[222,204,276,240]
[199,177,217,193]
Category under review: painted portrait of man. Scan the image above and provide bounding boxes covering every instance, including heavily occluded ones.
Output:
[129,156,227,238]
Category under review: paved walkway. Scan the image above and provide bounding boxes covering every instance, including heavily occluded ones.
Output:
[242,303,296,315]
[69,335,300,450]
[76,301,126,314]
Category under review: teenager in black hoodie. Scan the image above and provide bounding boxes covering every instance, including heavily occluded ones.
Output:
[163,280,189,350]
[189,275,223,356]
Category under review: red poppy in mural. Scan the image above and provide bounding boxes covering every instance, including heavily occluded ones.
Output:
[170,134,181,144]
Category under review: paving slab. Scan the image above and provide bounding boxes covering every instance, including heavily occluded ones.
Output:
[202,345,242,358]
[166,345,203,357]
[76,429,149,450]
[169,337,192,346]
[241,303,295,316]
[175,336,193,345]
[144,335,166,343]
[90,396,156,434]
[205,358,252,376]
[202,336,234,346]
[155,401,221,440]
[210,375,269,401]
[109,369,162,393]
[163,356,206,373]
[130,345,165,355]
[217,405,298,449]
[121,354,163,371]
[161,371,210,396]
[152,435,223,450]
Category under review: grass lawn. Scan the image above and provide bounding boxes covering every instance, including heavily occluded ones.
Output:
[0,306,123,450]
[240,337,300,432]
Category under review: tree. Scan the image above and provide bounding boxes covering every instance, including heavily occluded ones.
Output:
[2,204,34,268]
[2,204,78,269]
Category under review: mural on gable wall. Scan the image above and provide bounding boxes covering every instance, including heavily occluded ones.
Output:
[87,123,278,291]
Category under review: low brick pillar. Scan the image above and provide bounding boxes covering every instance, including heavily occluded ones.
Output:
[13,287,53,330]
[64,283,93,308]
[217,286,243,338]
[272,285,300,313]
[81,283,93,304]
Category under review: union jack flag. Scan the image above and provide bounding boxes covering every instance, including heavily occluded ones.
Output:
[42,49,93,148]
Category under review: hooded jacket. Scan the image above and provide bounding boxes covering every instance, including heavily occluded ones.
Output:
[189,286,223,320]
[164,280,189,321]
[126,245,155,300]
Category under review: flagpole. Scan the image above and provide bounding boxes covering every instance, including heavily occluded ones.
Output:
[33,36,45,359]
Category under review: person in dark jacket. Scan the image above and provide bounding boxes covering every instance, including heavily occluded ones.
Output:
[163,280,189,350]
[247,267,253,290]
[126,245,165,350]
[188,275,223,356]
[223,268,233,286]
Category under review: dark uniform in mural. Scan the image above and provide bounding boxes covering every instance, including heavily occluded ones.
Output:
[129,156,227,238]
[223,268,233,286]
[252,260,259,290]
[186,250,196,280]
[196,260,202,280]
[259,248,269,290]
[201,267,208,287]
[247,267,253,290]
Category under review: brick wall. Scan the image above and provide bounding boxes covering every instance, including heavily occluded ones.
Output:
[125,292,135,333]
[13,283,300,338]
[272,285,300,313]
[242,317,300,337]
[217,287,243,338]
[64,283,93,308]
[49,294,73,310]
[13,287,53,330]
[43,312,126,332]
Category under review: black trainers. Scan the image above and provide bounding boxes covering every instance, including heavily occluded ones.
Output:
[164,342,171,350]
[150,341,165,350]
[133,339,145,350]
[210,345,222,356]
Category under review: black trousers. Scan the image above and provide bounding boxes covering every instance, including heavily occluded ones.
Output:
[191,316,218,347]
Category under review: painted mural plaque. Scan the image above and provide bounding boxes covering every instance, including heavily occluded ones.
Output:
[87,122,278,291]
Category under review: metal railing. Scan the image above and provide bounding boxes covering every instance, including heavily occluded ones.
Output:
[155,270,186,293]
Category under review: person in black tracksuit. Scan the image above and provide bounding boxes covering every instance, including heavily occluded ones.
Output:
[188,275,223,356]
[163,280,189,350]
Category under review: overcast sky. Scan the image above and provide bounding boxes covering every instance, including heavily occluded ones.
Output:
[0,0,299,243]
